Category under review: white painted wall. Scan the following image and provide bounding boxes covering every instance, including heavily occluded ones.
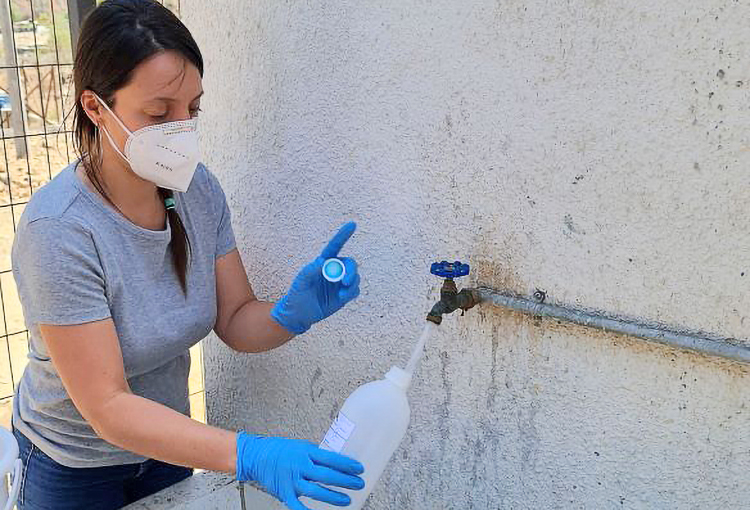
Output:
[183,1,750,508]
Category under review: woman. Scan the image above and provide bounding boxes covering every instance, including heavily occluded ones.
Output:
[10,1,364,509]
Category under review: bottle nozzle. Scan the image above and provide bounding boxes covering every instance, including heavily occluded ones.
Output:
[385,367,412,390]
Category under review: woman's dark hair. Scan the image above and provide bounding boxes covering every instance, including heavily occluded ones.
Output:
[73,0,203,294]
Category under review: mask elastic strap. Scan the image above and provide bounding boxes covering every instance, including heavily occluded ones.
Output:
[93,93,133,137]
[93,94,132,164]
[98,122,130,165]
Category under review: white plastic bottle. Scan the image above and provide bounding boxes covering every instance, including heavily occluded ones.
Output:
[305,366,412,510]
[304,323,436,510]
[0,426,21,510]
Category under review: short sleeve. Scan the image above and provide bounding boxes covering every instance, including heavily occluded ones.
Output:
[209,173,237,258]
[13,218,111,326]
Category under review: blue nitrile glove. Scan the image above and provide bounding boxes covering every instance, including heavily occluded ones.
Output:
[271,222,361,335]
[236,432,365,510]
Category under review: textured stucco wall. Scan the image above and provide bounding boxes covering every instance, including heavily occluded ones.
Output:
[182,1,750,508]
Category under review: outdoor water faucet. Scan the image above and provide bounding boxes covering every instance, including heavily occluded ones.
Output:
[427,261,480,325]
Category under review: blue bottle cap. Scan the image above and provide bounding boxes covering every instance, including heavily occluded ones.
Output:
[322,258,346,283]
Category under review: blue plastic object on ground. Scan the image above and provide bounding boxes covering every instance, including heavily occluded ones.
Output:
[0,93,11,112]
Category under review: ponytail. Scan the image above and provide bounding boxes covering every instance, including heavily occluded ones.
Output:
[158,187,191,294]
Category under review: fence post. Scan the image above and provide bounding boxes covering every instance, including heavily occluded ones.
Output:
[67,0,95,53]
[0,0,26,158]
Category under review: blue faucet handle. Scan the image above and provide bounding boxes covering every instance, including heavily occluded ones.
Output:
[431,260,470,279]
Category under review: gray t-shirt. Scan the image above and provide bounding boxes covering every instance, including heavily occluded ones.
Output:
[11,161,236,468]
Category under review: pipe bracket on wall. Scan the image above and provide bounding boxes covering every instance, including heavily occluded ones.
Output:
[475,287,750,364]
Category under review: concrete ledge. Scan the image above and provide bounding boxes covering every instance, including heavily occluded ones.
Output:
[123,471,284,510]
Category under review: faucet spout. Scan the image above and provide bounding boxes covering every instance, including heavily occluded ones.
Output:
[426,278,480,325]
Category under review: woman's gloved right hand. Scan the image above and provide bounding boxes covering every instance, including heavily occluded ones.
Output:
[236,431,365,510]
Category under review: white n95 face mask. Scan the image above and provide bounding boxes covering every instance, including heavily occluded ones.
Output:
[95,94,201,193]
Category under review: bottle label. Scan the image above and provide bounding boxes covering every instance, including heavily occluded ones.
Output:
[321,412,356,453]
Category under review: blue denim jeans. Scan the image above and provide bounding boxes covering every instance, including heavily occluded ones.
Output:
[12,426,192,510]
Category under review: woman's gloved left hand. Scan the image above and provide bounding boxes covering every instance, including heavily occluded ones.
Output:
[236,432,365,509]
[271,222,361,335]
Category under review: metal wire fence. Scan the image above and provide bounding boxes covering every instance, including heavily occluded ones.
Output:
[0,0,205,429]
